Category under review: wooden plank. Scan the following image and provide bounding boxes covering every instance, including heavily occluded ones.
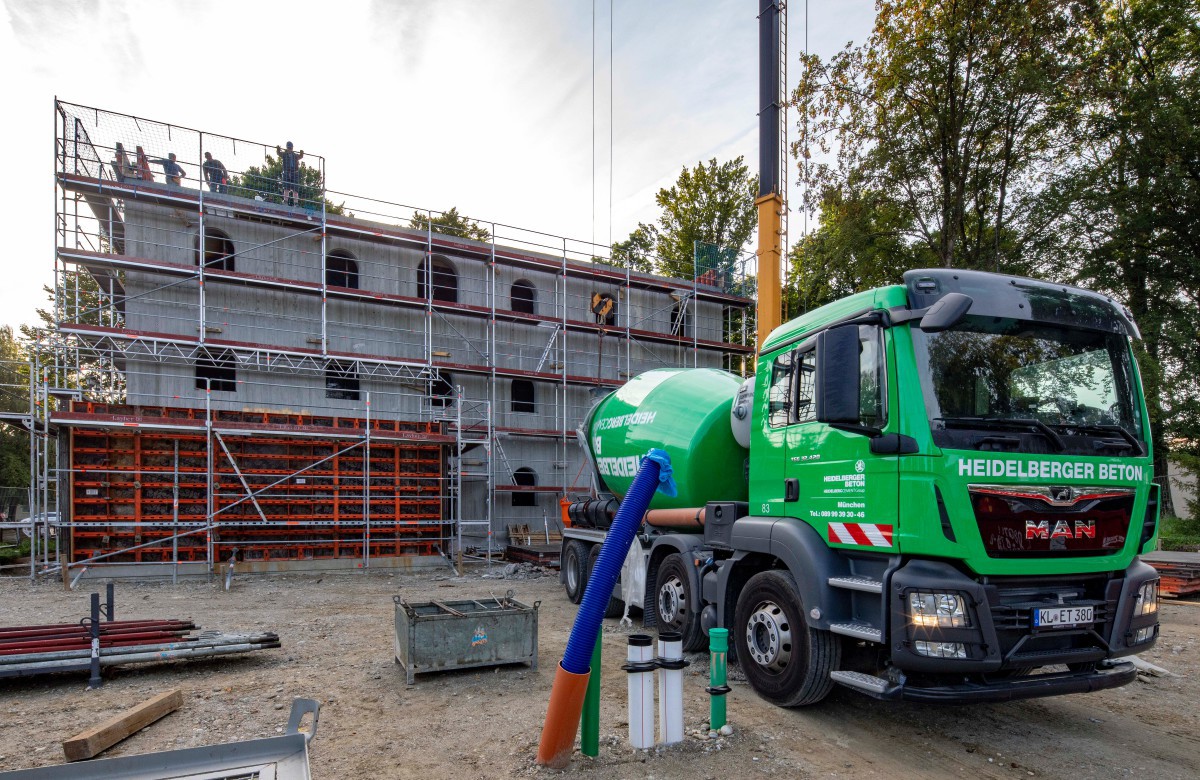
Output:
[63,689,184,762]
[431,600,465,617]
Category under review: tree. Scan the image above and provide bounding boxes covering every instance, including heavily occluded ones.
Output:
[409,207,492,243]
[605,224,657,274]
[788,185,933,312]
[1035,0,1200,515]
[613,157,756,281]
[793,0,1085,272]
[0,327,30,521]
[20,273,125,404]
[227,154,345,214]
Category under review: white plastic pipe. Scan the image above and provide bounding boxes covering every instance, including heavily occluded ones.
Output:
[625,634,655,749]
[657,631,685,745]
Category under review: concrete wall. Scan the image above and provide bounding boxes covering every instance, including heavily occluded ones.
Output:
[117,200,741,529]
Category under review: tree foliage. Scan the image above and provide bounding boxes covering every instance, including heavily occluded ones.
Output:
[227,155,345,214]
[0,327,30,515]
[20,273,125,404]
[790,0,1200,516]
[409,207,492,243]
[788,186,933,311]
[609,157,756,282]
[1036,0,1200,515]
[793,0,1083,274]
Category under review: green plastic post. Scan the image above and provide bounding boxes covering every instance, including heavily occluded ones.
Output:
[708,628,729,730]
[581,633,602,756]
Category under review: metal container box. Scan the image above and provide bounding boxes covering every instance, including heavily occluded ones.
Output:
[393,590,539,684]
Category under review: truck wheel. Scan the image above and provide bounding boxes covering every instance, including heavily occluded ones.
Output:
[655,553,704,651]
[588,544,625,618]
[734,569,840,707]
[562,540,589,604]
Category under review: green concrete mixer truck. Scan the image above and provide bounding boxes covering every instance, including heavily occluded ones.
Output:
[559,267,1160,705]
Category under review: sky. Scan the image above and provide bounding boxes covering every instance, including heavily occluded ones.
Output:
[0,0,876,331]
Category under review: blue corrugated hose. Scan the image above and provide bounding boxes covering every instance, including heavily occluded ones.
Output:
[561,449,674,674]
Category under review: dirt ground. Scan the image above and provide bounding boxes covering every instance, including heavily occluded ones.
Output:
[0,566,1197,779]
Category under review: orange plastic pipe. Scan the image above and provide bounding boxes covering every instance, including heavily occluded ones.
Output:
[536,663,591,768]
[644,507,706,530]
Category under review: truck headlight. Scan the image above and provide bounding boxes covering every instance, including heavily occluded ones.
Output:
[909,591,970,628]
[1134,580,1158,616]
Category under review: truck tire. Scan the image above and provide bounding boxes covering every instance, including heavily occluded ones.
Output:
[734,569,840,707]
[655,552,704,651]
[562,540,590,604]
[588,543,625,618]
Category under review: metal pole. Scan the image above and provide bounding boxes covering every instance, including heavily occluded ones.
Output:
[205,379,214,575]
[198,180,206,343]
[455,391,463,569]
[693,242,699,368]
[363,393,371,570]
[27,354,36,583]
[42,370,51,573]
[320,195,328,354]
[560,240,568,525]
[87,591,102,689]
[172,440,179,585]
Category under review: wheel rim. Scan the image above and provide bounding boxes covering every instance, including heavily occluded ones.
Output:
[745,599,792,674]
[658,574,686,626]
[566,551,580,592]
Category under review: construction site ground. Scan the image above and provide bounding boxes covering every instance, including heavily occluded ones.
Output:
[1,567,1198,779]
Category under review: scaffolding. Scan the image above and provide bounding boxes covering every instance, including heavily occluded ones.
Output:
[28,99,755,579]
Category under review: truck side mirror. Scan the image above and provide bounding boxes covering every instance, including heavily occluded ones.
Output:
[815,325,861,425]
[919,292,973,332]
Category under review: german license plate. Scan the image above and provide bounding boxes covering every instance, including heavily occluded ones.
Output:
[1033,605,1094,628]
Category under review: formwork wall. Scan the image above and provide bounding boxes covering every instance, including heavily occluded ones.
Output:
[68,408,445,565]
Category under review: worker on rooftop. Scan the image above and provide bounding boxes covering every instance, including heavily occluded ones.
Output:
[148,152,186,186]
[203,152,228,194]
[276,141,304,207]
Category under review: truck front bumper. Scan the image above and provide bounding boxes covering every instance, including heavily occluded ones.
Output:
[859,661,1138,704]
[884,558,1159,676]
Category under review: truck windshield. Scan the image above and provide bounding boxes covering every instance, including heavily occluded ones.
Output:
[911,316,1144,456]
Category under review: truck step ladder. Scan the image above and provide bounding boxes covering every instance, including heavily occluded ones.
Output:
[827,576,884,594]
[829,670,898,696]
[829,622,882,643]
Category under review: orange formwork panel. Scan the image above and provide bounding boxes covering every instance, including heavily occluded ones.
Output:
[66,402,446,567]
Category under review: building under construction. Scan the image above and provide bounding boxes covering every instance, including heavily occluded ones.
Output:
[28,100,753,577]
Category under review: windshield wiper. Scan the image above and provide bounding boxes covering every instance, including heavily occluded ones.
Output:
[1051,423,1143,454]
[936,416,1066,452]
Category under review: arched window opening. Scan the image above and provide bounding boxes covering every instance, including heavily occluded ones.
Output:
[511,379,535,414]
[429,372,455,407]
[591,292,617,326]
[195,350,236,392]
[511,279,536,314]
[325,361,360,401]
[195,228,235,272]
[512,467,538,507]
[326,250,359,289]
[417,255,459,303]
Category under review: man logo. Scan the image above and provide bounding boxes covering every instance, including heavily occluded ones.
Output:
[1026,519,1096,540]
[1051,486,1074,503]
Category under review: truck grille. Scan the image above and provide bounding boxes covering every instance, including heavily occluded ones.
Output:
[969,484,1134,557]
[985,574,1119,663]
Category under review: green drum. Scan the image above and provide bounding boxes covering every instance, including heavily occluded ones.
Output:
[587,368,748,509]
